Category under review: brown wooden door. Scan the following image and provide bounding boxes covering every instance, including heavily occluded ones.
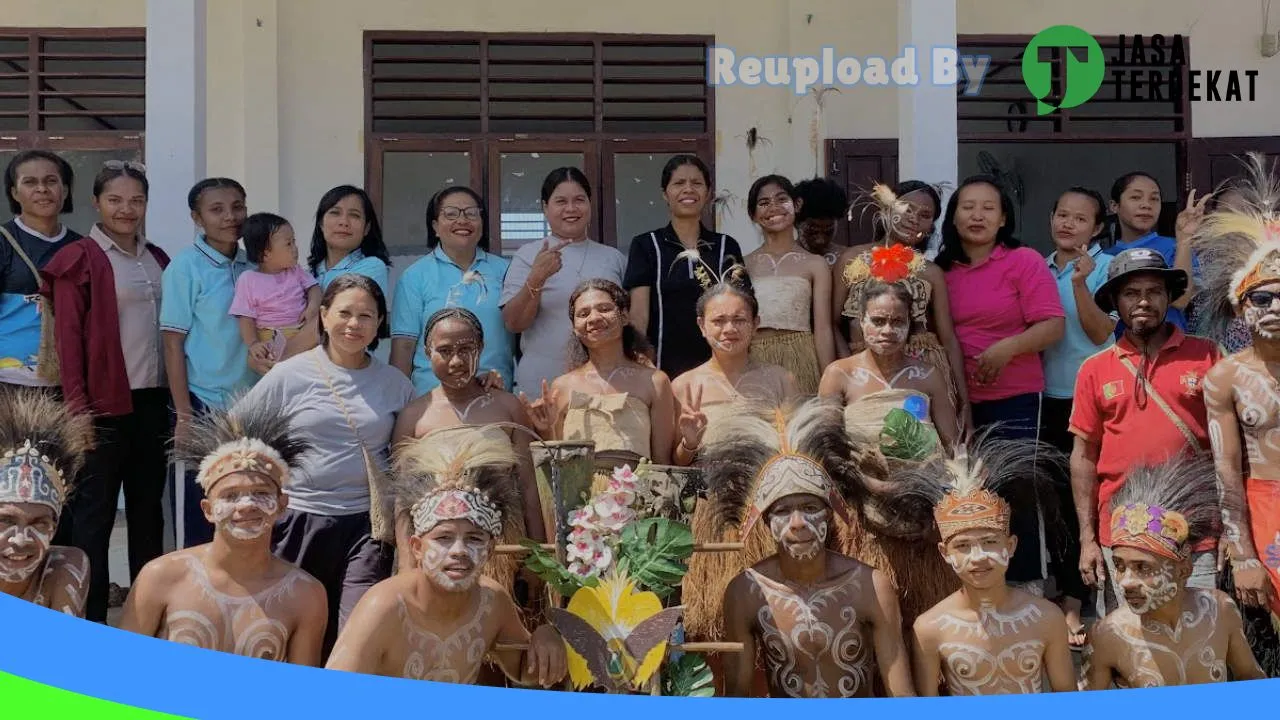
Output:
[825,138,898,247]
[1190,136,1280,195]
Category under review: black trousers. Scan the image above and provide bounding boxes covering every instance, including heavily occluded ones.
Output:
[272,508,394,660]
[970,392,1046,584]
[1039,396,1089,604]
[68,387,172,622]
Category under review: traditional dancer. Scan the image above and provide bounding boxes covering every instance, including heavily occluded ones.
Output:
[326,425,567,686]
[392,307,546,585]
[118,398,328,664]
[708,397,915,698]
[522,278,677,488]
[0,387,91,615]
[835,182,967,414]
[1084,455,1263,688]
[899,433,1076,695]
[673,274,800,647]
[1194,152,1280,671]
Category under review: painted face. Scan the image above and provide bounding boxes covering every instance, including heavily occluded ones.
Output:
[1112,176,1161,236]
[698,292,757,354]
[321,288,380,354]
[260,223,299,273]
[572,289,625,347]
[1051,192,1103,251]
[940,528,1013,589]
[767,494,830,561]
[544,181,591,241]
[861,292,911,355]
[432,191,483,254]
[952,183,1005,247]
[416,519,493,592]
[1112,546,1181,614]
[1243,282,1280,339]
[664,164,708,219]
[752,184,796,234]
[1115,275,1169,336]
[93,176,147,239]
[891,190,938,246]
[11,158,66,221]
[191,187,247,247]
[427,317,482,389]
[204,473,283,541]
[798,217,837,251]
[322,193,370,253]
[0,503,56,584]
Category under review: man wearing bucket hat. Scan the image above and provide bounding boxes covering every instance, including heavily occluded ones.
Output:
[1067,248,1222,613]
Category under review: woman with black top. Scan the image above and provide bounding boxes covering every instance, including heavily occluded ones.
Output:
[624,155,748,378]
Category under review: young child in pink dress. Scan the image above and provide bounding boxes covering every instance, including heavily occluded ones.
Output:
[229,212,321,363]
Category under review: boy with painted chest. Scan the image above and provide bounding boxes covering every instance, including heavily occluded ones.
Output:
[909,435,1077,695]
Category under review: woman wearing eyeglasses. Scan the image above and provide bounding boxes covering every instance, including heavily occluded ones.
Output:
[389,186,515,394]
[40,160,172,623]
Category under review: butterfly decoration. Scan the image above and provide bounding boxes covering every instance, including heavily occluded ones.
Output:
[546,569,685,693]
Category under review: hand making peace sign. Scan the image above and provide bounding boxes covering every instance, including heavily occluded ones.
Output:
[677,384,708,451]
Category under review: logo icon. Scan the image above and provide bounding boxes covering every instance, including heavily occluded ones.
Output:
[1022,25,1106,115]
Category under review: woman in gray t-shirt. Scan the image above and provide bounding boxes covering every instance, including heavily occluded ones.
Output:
[499,167,626,400]
[236,273,414,658]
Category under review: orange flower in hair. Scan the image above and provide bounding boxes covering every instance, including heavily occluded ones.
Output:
[870,243,915,283]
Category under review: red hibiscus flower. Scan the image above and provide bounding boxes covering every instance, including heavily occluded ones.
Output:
[870,244,914,283]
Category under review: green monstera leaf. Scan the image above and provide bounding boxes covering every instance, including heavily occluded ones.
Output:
[520,539,595,596]
[615,518,694,599]
[662,654,715,697]
[879,407,939,461]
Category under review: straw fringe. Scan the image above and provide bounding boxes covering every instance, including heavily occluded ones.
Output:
[749,331,821,394]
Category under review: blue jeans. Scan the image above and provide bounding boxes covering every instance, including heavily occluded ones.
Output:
[168,392,215,548]
[971,392,1048,584]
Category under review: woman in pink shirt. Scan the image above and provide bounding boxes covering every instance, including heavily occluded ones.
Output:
[936,174,1065,593]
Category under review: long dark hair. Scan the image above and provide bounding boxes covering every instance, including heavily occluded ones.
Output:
[425,186,490,252]
[934,174,1020,271]
[661,155,711,190]
[566,279,652,368]
[318,273,390,352]
[306,185,392,275]
[747,174,797,221]
[5,150,74,215]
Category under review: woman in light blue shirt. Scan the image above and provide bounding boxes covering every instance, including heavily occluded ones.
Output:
[390,186,514,394]
[306,185,391,296]
[1041,185,1114,652]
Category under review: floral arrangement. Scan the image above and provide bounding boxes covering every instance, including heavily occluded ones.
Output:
[565,464,643,578]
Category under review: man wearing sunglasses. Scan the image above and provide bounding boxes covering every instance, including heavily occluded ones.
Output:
[1067,248,1222,613]
[1198,179,1280,670]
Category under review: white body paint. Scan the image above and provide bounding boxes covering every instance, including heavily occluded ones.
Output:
[421,535,491,592]
[210,493,278,541]
[945,546,1011,574]
[0,524,51,582]
[769,511,828,561]
[1116,560,1179,614]
[396,590,493,683]
[747,567,872,698]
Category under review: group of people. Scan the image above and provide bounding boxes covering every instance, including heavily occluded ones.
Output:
[2,144,1279,695]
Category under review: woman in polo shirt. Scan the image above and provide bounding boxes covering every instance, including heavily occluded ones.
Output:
[936,174,1065,595]
[624,155,747,379]
[1103,171,1194,330]
[306,185,392,296]
[1041,186,1114,648]
[500,167,626,400]
[42,162,171,623]
[239,274,415,658]
[161,177,255,550]
[390,186,514,394]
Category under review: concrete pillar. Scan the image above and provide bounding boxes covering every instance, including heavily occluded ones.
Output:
[897,0,958,255]
[145,0,207,257]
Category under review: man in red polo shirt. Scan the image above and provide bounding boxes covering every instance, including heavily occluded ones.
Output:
[1069,248,1221,612]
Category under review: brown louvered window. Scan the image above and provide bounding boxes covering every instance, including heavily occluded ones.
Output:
[365,32,714,257]
[0,29,145,233]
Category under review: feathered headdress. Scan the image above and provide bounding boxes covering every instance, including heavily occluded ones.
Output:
[180,396,311,494]
[671,248,749,292]
[1108,453,1221,562]
[874,427,1062,544]
[1190,152,1280,340]
[391,424,521,538]
[0,387,92,515]
[843,183,927,287]
[700,397,865,539]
